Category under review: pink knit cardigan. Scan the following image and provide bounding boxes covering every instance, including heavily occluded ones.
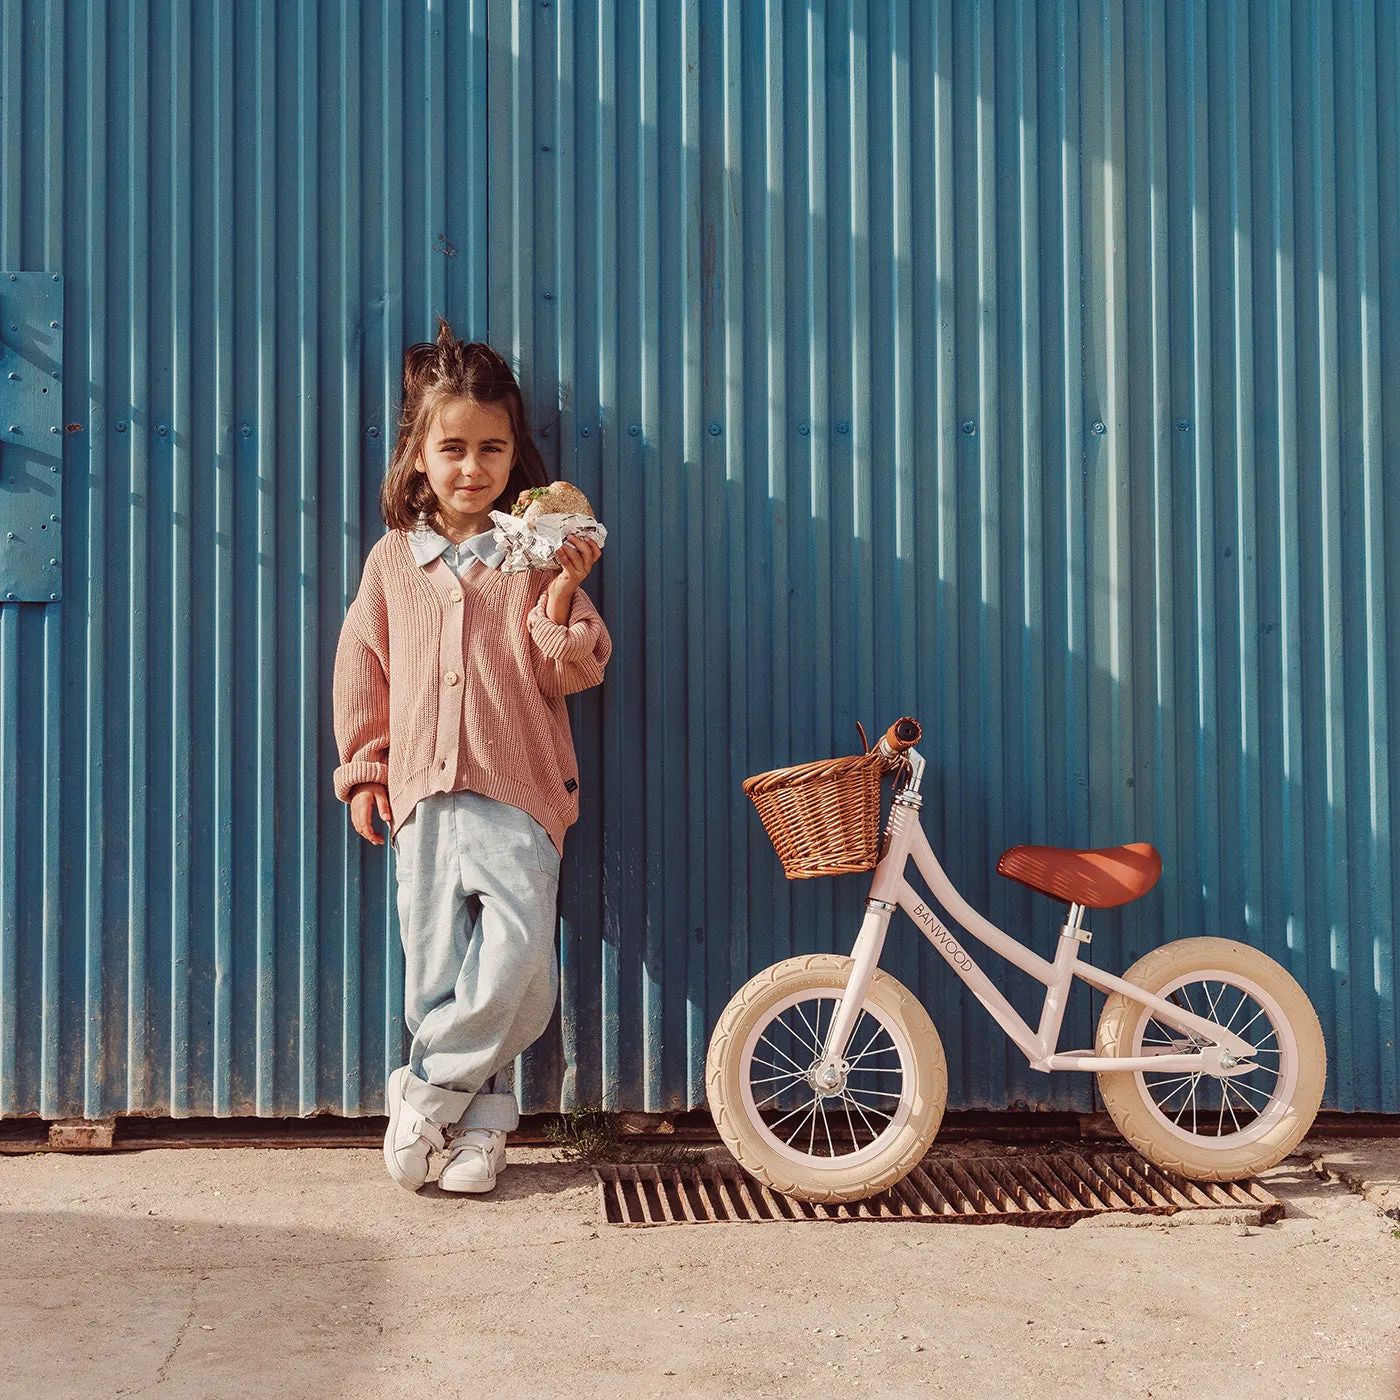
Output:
[331,529,611,851]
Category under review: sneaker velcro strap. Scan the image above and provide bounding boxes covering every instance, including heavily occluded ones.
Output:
[403,1107,446,1151]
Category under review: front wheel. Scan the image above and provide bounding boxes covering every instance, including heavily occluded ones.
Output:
[1096,937,1326,1181]
[705,954,948,1203]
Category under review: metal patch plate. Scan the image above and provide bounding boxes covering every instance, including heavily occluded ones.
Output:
[0,272,63,601]
[596,1152,1283,1227]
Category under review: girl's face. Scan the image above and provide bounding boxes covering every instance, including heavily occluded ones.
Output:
[416,396,515,533]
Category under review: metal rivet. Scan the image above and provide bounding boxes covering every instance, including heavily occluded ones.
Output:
[5,532,13,540]
[580,426,591,438]
[50,425,59,434]
[52,274,60,282]
[961,420,976,436]
[1176,418,1190,432]
[709,423,721,436]
[628,424,641,437]
[797,423,810,436]
[5,593,14,601]
[51,371,59,379]
[6,372,16,380]
[49,593,57,600]
[49,514,57,521]
[367,425,381,439]
[834,421,848,435]
[8,326,16,333]
[50,465,57,472]
[49,321,59,329]
[541,427,550,437]
[1091,420,1106,435]
[6,425,17,434]
[48,558,57,566]
[542,291,553,300]
[240,423,252,438]
[115,421,127,433]
[541,144,552,152]
[156,424,169,437]
[7,274,15,282]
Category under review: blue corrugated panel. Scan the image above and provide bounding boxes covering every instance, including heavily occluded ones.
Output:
[0,1,1394,1120]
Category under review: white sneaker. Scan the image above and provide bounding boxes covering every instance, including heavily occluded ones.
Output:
[437,1128,508,1193]
[383,1066,445,1192]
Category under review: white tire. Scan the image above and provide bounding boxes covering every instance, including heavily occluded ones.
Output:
[706,954,947,1203]
[1096,937,1326,1181]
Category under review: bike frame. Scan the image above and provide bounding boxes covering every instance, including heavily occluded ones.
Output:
[814,748,1259,1086]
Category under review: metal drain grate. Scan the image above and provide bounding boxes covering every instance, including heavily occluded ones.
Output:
[594,1152,1283,1228]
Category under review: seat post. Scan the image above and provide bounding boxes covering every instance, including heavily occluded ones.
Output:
[1061,902,1091,944]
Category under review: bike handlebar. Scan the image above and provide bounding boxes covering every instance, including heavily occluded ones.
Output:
[875,716,922,767]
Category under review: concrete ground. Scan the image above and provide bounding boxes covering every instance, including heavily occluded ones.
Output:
[2,1135,1397,1400]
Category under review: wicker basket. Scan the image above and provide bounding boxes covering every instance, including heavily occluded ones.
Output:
[743,749,887,880]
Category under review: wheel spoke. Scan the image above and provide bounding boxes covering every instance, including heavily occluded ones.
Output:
[750,1069,808,1087]
[754,1082,804,1111]
[768,1096,819,1134]
[1231,1004,1270,1043]
[1222,987,1253,1034]
[820,1098,837,1158]
[1153,1080,1194,1112]
[846,1016,886,1064]
[840,1090,895,1120]
[1221,1081,1243,1134]
[1143,1069,1198,1087]
[842,1091,860,1149]
[792,1000,825,1057]
[1147,1073,1198,1104]
[1202,980,1227,1025]
[780,1099,820,1148]
[1170,1075,1200,1127]
[755,1035,811,1076]
[845,1038,897,1068]
[841,1089,886,1141]
[1225,1075,1277,1106]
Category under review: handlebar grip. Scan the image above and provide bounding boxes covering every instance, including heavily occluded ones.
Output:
[875,716,922,766]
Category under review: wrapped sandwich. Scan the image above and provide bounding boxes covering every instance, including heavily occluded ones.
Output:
[489,480,608,573]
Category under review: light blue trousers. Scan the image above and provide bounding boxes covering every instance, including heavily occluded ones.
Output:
[392,790,561,1132]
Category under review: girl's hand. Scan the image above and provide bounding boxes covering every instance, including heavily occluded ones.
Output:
[349,782,393,846]
[545,535,602,624]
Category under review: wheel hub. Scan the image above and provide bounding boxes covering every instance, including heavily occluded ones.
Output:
[809,1060,850,1096]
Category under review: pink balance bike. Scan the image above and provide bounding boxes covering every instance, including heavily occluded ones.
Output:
[706,719,1326,1204]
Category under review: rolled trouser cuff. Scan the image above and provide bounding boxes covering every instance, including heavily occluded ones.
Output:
[400,1070,474,1127]
[458,1091,520,1133]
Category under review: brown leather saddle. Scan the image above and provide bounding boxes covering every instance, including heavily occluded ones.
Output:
[997,842,1162,909]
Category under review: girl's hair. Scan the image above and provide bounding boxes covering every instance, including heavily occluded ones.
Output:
[379,318,549,532]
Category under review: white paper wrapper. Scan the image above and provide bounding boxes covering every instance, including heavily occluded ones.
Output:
[489,510,608,573]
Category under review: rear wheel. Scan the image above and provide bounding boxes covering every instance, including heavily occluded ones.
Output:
[705,954,947,1203]
[1096,937,1326,1180]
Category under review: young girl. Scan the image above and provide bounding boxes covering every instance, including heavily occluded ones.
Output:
[332,320,610,1194]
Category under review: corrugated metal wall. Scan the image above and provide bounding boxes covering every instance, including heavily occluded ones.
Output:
[1,0,1395,1120]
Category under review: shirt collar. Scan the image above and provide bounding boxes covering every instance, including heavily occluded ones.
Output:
[408,520,504,571]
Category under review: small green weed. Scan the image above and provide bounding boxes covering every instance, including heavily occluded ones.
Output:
[543,1107,704,1168]
[543,1107,620,1163]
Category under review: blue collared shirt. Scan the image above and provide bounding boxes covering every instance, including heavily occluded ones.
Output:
[407,521,505,578]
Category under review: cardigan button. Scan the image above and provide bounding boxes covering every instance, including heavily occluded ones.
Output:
[448,590,462,602]
[444,671,460,686]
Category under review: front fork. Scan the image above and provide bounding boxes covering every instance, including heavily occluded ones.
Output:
[813,780,921,1086]
[811,902,894,1091]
